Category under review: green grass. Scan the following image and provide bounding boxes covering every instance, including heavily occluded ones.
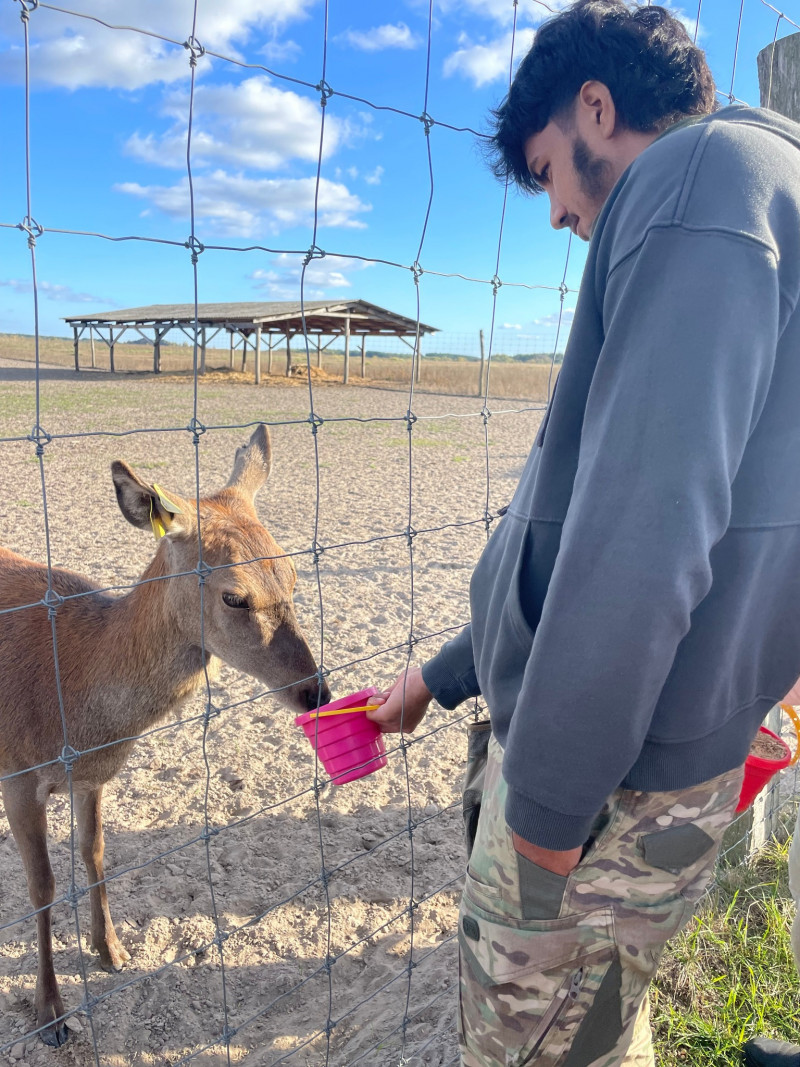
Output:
[653,838,800,1065]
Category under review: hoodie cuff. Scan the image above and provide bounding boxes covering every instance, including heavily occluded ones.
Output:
[505,784,598,851]
[421,634,480,711]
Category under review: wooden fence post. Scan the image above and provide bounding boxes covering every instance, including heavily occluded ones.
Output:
[254,326,262,385]
[758,32,800,121]
[343,315,350,384]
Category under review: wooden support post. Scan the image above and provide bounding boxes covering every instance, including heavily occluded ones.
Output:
[200,326,206,375]
[254,326,262,385]
[229,330,234,369]
[153,327,166,374]
[316,336,322,369]
[478,328,486,397]
[240,333,248,373]
[109,328,116,373]
[414,334,422,384]
[268,336,274,375]
[89,326,96,369]
[758,32,800,121]
[361,335,367,379]
[285,331,292,376]
[343,314,351,385]
[73,325,80,371]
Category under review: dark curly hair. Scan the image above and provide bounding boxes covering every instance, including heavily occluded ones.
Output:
[489,0,717,192]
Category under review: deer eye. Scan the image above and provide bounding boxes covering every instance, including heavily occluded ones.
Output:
[222,592,249,610]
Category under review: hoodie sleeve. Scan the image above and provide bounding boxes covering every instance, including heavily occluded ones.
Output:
[502,223,781,850]
[422,624,481,709]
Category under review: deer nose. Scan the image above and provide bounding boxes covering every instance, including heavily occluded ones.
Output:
[302,679,331,711]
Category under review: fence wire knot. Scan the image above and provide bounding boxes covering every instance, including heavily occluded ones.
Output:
[410,261,423,284]
[303,244,325,266]
[185,236,205,263]
[221,1024,237,1043]
[324,1011,335,1033]
[311,538,324,565]
[480,405,491,424]
[28,423,52,454]
[65,884,83,909]
[183,36,205,65]
[186,417,206,443]
[404,410,418,428]
[43,588,64,619]
[316,79,334,105]
[419,111,435,135]
[15,0,38,21]
[405,526,417,548]
[558,281,568,300]
[195,560,212,584]
[18,215,43,247]
[491,274,502,296]
[204,701,221,723]
[59,745,80,770]
[307,411,324,434]
[201,825,221,840]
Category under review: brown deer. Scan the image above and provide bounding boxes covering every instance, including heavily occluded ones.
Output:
[0,425,330,1047]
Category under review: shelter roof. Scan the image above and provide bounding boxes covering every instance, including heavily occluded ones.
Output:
[64,300,437,336]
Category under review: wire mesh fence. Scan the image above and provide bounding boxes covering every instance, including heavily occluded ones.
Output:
[1,1,800,1065]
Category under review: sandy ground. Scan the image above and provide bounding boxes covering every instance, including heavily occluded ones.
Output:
[0,361,544,1067]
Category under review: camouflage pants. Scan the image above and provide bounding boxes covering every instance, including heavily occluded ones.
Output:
[458,731,743,1067]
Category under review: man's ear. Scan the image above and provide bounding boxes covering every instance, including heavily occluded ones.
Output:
[577,80,617,139]
[225,424,272,501]
[111,461,188,539]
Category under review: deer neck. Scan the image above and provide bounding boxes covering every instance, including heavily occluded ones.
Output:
[97,550,211,734]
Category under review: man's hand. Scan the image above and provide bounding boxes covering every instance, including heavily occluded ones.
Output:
[366,666,433,734]
[511,832,582,876]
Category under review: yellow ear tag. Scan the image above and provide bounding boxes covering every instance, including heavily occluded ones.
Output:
[149,497,166,540]
[152,484,183,514]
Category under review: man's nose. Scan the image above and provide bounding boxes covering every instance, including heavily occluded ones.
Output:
[549,194,570,231]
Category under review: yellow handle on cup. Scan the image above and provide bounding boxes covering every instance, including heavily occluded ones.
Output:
[309,705,377,719]
[779,704,800,765]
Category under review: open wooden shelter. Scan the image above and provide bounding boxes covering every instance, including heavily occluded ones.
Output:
[64,300,439,384]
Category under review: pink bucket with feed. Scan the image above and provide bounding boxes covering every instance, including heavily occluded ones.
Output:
[295,687,388,785]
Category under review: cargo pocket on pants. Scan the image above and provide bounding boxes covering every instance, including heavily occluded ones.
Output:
[458,874,618,1067]
[463,720,492,861]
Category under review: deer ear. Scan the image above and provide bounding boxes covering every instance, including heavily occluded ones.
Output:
[226,424,272,500]
[111,461,187,539]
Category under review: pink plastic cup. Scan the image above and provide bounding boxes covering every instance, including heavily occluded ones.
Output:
[736,726,792,813]
[295,687,388,785]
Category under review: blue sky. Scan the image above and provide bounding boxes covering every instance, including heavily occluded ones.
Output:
[0,0,795,354]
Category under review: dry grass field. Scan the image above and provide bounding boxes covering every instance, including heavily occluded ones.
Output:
[0,334,558,402]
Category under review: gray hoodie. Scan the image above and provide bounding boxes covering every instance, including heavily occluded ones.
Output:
[422,105,800,850]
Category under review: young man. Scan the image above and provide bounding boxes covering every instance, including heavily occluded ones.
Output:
[368,1,800,1063]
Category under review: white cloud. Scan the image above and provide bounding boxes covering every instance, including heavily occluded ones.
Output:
[364,165,384,185]
[0,279,112,303]
[125,76,348,171]
[0,0,312,90]
[250,253,370,299]
[501,322,521,329]
[532,307,575,329]
[443,27,535,87]
[116,171,370,236]
[337,23,421,52]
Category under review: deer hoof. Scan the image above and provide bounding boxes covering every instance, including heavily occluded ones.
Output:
[40,1019,70,1048]
[96,940,131,972]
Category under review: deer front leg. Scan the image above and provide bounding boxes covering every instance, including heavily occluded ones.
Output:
[1,778,68,1047]
[76,787,130,972]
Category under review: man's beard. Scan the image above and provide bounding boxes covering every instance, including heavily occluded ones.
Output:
[572,135,614,204]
